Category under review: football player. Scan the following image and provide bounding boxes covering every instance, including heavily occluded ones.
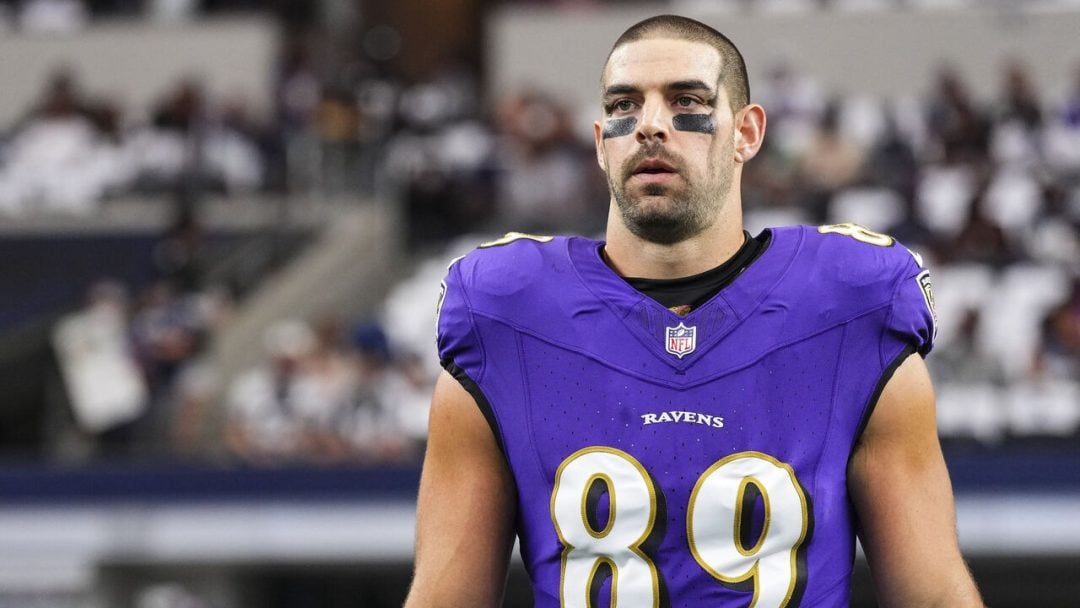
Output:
[406,15,983,607]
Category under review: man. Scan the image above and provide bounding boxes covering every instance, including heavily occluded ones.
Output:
[406,15,983,607]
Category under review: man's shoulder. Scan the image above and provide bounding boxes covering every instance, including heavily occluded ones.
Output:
[753,224,936,357]
[436,232,591,373]
[445,232,580,300]
[787,223,923,289]
[758,223,926,322]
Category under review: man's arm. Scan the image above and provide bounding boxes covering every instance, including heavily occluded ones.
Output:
[405,370,518,607]
[848,353,983,607]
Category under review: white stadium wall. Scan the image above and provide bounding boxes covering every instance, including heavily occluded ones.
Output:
[0,17,276,128]
[488,4,1080,119]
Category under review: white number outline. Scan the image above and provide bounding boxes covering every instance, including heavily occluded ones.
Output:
[817,222,895,247]
[479,231,554,248]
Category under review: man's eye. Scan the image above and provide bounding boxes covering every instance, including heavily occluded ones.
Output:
[615,100,635,112]
[676,96,698,108]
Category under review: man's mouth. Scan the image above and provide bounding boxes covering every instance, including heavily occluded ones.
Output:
[633,159,677,175]
[630,159,679,184]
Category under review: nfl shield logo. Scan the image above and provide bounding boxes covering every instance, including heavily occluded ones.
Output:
[665,322,697,358]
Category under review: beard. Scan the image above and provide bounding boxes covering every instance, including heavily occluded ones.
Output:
[607,140,734,245]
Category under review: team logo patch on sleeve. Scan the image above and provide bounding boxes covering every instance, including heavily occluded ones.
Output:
[916,270,939,338]
[665,322,697,358]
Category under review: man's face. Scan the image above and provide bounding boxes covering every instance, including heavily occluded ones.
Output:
[595,38,738,245]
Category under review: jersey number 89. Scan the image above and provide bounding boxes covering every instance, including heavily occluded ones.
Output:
[551,447,810,607]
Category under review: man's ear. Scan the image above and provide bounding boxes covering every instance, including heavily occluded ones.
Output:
[733,104,767,163]
[593,120,606,170]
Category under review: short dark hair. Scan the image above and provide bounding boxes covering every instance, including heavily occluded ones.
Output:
[603,15,750,112]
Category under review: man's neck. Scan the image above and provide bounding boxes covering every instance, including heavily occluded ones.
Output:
[602,201,745,280]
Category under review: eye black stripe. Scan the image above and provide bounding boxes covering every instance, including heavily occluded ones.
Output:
[603,117,637,139]
[673,113,715,134]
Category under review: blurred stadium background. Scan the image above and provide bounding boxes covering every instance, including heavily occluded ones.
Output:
[0,0,1078,606]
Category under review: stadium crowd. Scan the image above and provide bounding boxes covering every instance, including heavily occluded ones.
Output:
[3,7,1079,465]
[46,206,434,465]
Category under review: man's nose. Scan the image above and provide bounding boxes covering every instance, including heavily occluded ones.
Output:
[636,100,669,143]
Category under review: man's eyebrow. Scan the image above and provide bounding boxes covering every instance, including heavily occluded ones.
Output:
[603,80,717,98]
[602,84,641,98]
[668,79,716,94]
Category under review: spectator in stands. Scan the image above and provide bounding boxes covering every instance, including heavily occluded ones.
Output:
[754,60,824,135]
[274,40,322,192]
[740,133,800,212]
[154,80,204,136]
[377,351,433,452]
[202,95,265,193]
[796,100,862,222]
[1025,181,1080,267]
[865,112,920,204]
[301,314,362,463]
[989,60,1047,168]
[225,319,318,465]
[129,80,205,193]
[384,71,499,249]
[752,60,824,173]
[166,358,218,460]
[343,323,413,463]
[998,60,1043,132]
[1032,279,1080,381]
[495,92,599,234]
[144,203,235,458]
[51,280,148,458]
[948,191,1021,267]
[153,203,209,295]
[860,111,937,246]
[132,79,263,196]
[129,281,211,453]
[0,69,120,214]
[933,308,1005,385]
[131,282,207,393]
[926,67,991,165]
[314,86,363,195]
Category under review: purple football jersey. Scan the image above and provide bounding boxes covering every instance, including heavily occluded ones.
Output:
[437,225,936,607]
